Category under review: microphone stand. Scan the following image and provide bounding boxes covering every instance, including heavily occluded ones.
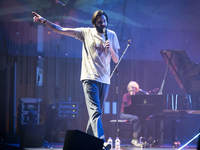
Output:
[110,39,131,138]
[115,69,119,138]
[110,39,131,78]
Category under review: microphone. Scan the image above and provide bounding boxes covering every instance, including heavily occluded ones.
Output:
[139,89,149,95]
[103,28,108,41]
[127,39,131,45]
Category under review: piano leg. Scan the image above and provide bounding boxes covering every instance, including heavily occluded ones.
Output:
[152,116,164,146]
[171,119,176,146]
[171,118,181,148]
[170,116,186,148]
[154,119,159,145]
[159,119,164,146]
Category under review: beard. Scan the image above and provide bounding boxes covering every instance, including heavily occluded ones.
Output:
[95,25,104,33]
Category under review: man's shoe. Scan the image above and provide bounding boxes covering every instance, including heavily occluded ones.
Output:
[131,139,141,147]
[102,147,109,150]
[103,142,111,150]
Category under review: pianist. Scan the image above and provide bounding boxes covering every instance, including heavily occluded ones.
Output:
[120,81,141,147]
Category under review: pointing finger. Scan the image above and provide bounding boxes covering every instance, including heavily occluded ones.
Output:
[32,11,40,17]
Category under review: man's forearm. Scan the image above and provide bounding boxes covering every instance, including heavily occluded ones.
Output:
[44,20,75,37]
[44,20,63,33]
[32,11,76,37]
[110,49,119,63]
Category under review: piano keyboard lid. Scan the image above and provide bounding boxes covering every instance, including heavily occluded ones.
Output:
[160,50,200,95]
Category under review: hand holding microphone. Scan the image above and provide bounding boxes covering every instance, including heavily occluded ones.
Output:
[103,28,107,40]
[103,27,119,63]
[103,28,110,49]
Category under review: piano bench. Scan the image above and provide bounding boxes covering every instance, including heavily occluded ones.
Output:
[110,120,133,143]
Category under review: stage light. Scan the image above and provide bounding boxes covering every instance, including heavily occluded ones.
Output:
[178,132,200,150]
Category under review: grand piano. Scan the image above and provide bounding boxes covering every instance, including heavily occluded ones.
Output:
[159,50,200,110]
[124,50,200,146]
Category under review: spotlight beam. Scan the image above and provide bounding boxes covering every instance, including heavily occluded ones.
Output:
[178,132,200,150]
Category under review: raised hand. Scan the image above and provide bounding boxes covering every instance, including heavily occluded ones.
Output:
[32,11,46,24]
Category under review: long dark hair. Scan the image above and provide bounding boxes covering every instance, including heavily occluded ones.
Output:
[91,10,108,25]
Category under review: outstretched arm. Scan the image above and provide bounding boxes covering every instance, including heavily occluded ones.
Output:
[32,11,76,37]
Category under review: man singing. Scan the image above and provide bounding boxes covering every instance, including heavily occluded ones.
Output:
[32,10,120,149]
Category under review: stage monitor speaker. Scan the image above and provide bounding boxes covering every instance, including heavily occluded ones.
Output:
[4,132,20,143]
[20,131,44,148]
[63,130,104,150]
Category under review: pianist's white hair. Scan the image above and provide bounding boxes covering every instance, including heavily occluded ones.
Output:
[127,81,139,92]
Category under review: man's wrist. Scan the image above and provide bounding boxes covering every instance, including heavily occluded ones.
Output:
[43,19,47,24]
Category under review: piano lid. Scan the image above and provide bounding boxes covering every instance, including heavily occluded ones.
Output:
[160,50,200,95]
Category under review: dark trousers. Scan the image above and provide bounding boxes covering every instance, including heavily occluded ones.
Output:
[82,80,109,141]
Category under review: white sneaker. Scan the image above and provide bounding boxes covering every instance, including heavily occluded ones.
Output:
[131,139,141,147]
[103,142,111,150]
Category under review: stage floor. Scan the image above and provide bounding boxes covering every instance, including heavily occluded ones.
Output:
[3,143,197,150]
[22,146,198,150]
[22,148,197,150]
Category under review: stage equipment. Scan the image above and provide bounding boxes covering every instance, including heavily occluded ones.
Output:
[57,102,78,118]
[125,50,200,147]
[110,39,131,78]
[19,98,42,125]
[160,50,200,146]
[50,102,78,143]
[63,130,104,150]
[20,130,44,148]
[139,88,150,95]
[55,0,67,6]
[159,50,200,96]
[110,39,131,138]
[177,132,200,150]
[198,130,200,150]
[103,28,108,40]
[159,50,200,147]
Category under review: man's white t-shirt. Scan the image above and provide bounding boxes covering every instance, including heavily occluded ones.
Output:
[75,27,120,84]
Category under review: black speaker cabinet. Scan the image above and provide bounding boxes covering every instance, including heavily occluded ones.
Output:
[63,130,104,150]
[4,132,20,143]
